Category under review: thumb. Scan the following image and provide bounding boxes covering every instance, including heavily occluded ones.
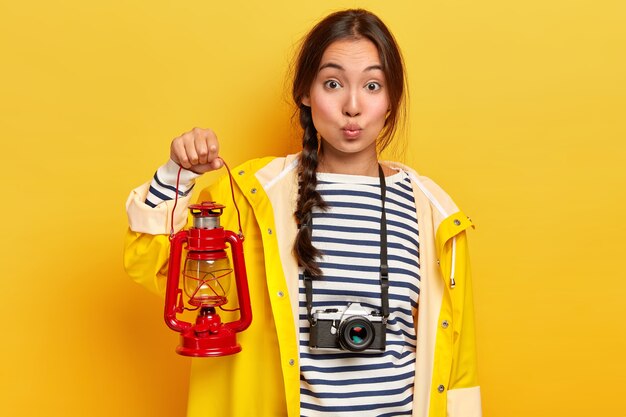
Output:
[211,158,224,170]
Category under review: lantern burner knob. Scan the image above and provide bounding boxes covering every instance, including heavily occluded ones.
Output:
[189,201,225,229]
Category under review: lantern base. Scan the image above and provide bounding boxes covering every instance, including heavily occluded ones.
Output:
[175,309,242,357]
[176,331,242,357]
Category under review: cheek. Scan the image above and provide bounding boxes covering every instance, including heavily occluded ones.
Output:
[310,94,337,123]
[369,99,391,123]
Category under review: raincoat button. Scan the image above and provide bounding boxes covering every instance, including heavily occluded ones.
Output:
[268,228,273,235]
[437,384,445,393]
[277,291,284,298]
[251,188,257,194]
[442,320,449,329]
[238,170,245,176]
[289,359,295,366]
[454,219,461,226]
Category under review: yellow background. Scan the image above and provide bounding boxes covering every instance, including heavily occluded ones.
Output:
[1,0,625,416]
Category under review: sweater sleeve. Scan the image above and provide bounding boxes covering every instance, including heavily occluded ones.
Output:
[145,159,200,207]
[126,160,200,235]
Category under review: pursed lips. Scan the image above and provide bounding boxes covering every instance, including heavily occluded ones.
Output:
[342,123,362,138]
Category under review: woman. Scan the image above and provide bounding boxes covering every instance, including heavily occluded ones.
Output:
[125,9,481,417]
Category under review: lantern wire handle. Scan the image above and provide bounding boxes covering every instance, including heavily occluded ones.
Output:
[217,158,244,239]
[169,158,244,240]
[170,165,184,239]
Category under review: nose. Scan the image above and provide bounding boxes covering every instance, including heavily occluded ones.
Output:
[342,89,361,117]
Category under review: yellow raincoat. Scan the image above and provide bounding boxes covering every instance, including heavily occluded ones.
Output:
[124,154,482,417]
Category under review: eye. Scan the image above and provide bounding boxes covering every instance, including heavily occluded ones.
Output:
[366,82,382,92]
[324,80,341,90]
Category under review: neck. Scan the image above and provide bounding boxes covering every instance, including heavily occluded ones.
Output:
[317,146,380,177]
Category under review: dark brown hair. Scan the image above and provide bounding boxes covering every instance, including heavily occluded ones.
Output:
[292,9,407,277]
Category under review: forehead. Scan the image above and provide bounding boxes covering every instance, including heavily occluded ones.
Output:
[319,38,382,70]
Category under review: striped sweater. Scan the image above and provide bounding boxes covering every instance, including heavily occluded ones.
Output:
[299,170,420,417]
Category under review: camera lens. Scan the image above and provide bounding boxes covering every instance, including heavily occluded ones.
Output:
[338,316,374,351]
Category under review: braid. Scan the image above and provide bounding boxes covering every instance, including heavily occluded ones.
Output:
[294,105,327,278]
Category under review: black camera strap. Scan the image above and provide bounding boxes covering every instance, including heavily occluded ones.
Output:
[304,164,390,324]
[378,164,390,320]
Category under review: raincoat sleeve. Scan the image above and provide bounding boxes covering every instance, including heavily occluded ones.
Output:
[123,180,194,296]
[447,230,481,416]
[436,214,482,416]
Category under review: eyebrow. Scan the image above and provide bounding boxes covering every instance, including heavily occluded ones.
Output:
[318,62,383,72]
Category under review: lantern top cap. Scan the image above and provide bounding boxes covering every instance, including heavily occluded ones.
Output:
[189,201,225,217]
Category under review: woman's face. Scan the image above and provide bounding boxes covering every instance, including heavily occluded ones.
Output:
[302,38,390,165]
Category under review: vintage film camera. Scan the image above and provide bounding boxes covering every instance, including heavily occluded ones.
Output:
[308,302,386,352]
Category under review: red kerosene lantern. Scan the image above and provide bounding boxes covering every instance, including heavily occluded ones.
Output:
[165,201,252,357]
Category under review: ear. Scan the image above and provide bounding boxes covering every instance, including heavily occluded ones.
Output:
[301,95,311,107]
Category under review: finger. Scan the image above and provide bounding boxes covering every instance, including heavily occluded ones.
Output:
[207,143,219,162]
[183,134,200,166]
[195,137,209,165]
[170,137,190,168]
[194,127,218,165]
[191,127,209,165]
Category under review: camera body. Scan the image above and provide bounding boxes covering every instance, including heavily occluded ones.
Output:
[309,302,386,352]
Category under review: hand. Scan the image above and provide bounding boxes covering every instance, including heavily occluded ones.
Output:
[169,127,223,174]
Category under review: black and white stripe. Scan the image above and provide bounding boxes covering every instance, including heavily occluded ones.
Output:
[144,160,198,207]
[299,170,420,417]
[145,171,195,207]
